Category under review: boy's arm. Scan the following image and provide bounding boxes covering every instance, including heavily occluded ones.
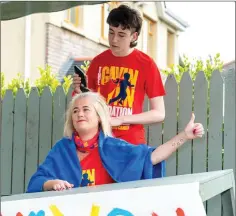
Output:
[112,96,165,126]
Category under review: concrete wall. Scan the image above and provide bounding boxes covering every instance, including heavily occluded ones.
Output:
[46,23,108,74]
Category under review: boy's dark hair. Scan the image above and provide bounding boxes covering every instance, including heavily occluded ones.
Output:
[106,4,142,48]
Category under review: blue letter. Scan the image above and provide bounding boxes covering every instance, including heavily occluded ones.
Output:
[107,208,134,216]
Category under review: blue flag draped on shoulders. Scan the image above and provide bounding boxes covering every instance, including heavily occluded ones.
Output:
[27,131,165,193]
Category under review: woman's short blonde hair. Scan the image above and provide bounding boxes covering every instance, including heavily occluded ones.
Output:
[64,92,112,138]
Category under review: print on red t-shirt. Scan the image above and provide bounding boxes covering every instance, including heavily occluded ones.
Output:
[86,49,166,145]
[80,147,114,187]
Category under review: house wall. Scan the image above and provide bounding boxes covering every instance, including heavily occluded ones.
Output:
[1,18,26,84]
[1,13,49,85]
[46,23,108,74]
[2,2,182,86]
[30,14,49,83]
[46,5,109,74]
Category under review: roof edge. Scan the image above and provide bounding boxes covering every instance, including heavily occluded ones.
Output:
[156,2,189,32]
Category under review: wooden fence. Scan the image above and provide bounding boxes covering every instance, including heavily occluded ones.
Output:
[1,69,235,215]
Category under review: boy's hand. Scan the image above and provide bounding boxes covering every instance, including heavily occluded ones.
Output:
[110,116,124,127]
[73,74,82,93]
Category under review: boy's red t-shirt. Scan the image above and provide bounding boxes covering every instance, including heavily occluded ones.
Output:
[75,49,166,145]
[80,147,114,187]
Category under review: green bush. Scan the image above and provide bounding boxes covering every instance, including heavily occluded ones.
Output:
[7,73,31,96]
[35,65,61,95]
[80,60,90,73]
[1,73,6,98]
[161,53,224,83]
[1,56,223,99]
[1,64,73,97]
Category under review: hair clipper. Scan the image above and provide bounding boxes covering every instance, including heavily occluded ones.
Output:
[74,66,89,92]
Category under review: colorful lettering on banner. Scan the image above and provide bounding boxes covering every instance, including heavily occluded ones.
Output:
[1,205,186,215]
[176,208,186,216]
[151,208,186,216]
[49,205,64,216]
[107,208,134,216]
[28,210,45,216]
[90,204,100,216]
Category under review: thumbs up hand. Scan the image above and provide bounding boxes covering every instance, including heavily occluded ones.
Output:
[184,113,205,140]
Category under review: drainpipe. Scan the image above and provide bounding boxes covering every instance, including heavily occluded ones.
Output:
[24,15,31,81]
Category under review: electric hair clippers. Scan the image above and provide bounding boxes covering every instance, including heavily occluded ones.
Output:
[74,65,89,92]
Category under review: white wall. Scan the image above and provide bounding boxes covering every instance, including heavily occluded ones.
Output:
[1,17,26,84]
[48,5,103,44]
[1,13,49,85]
[156,20,168,69]
[83,5,102,43]
[140,2,179,69]
[30,13,49,84]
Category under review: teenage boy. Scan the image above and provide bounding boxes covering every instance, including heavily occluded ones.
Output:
[72,5,166,145]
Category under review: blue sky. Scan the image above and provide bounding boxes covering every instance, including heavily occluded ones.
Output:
[166,2,235,63]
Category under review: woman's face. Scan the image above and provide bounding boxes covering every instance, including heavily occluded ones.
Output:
[72,97,100,135]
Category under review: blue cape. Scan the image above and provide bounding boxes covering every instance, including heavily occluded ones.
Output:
[27,131,165,193]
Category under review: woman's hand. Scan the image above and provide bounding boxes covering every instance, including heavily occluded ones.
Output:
[151,113,204,165]
[151,113,205,165]
[43,179,74,191]
[184,113,205,140]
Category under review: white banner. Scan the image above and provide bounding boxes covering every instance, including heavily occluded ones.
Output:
[1,182,206,216]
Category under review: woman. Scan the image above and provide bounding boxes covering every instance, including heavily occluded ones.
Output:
[27,92,204,192]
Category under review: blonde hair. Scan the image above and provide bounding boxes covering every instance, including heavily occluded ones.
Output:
[64,92,112,138]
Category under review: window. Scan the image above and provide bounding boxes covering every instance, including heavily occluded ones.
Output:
[167,30,175,67]
[101,2,119,40]
[64,6,83,28]
[141,15,156,58]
